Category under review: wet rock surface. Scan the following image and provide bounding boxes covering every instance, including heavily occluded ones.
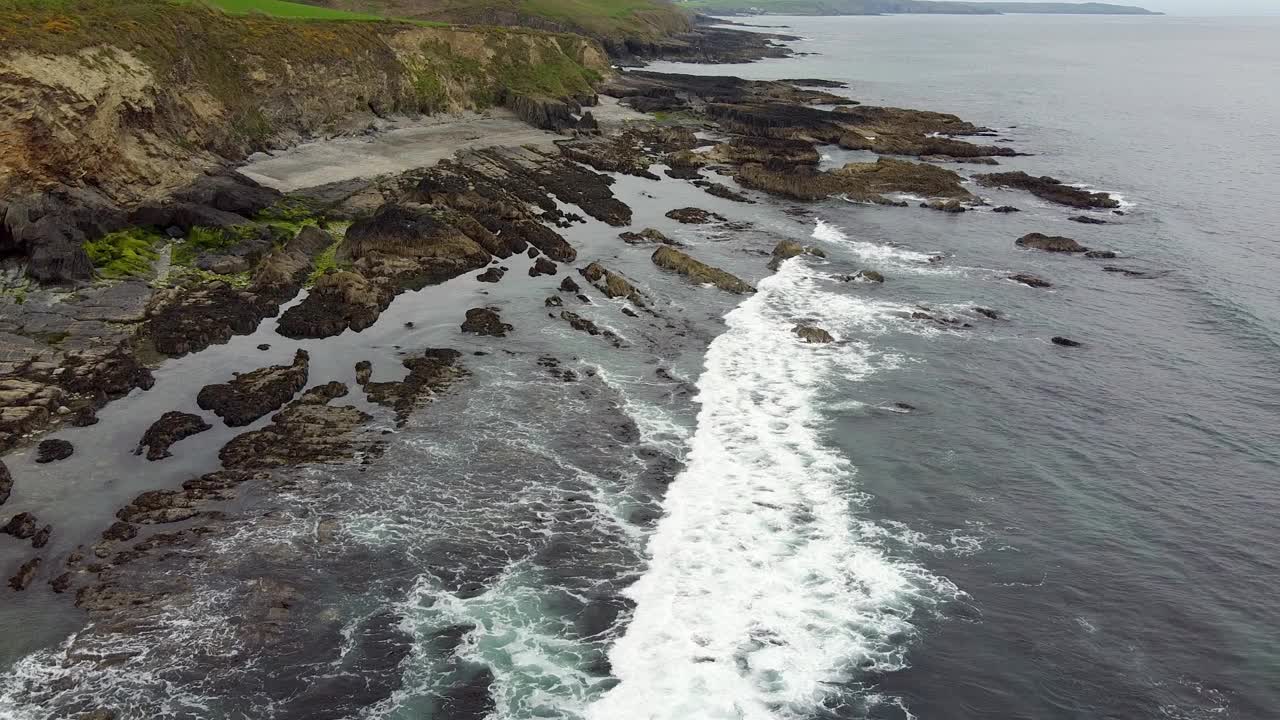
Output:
[978,171,1120,209]
[34,439,73,464]
[651,246,755,294]
[0,460,10,506]
[1010,272,1053,288]
[277,271,396,339]
[219,383,376,470]
[793,324,835,343]
[619,228,675,246]
[1052,336,1083,347]
[580,262,647,306]
[665,207,726,224]
[137,411,213,461]
[461,308,513,337]
[196,350,309,427]
[1016,233,1088,253]
[363,349,469,425]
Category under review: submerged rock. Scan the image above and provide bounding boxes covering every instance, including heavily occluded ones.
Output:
[841,270,885,283]
[1084,250,1118,259]
[923,198,967,213]
[1103,266,1151,278]
[977,171,1119,209]
[137,411,212,461]
[1016,233,1088,253]
[991,205,1021,213]
[793,324,834,343]
[197,350,309,427]
[35,439,73,464]
[460,308,512,337]
[559,276,581,293]
[1052,336,1083,347]
[8,557,40,591]
[1009,272,1052,288]
[973,307,1002,320]
[651,246,755,294]
[1070,215,1108,225]
[769,240,826,270]
[363,349,468,425]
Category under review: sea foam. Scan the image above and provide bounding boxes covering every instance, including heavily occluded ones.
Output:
[587,235,955,720]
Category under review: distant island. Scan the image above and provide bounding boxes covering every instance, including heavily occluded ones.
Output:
[681,1,1161,15]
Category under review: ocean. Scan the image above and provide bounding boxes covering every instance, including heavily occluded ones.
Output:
[2,12,1278,720]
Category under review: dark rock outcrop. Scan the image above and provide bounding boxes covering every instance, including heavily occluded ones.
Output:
[340,204,491,288]
[579,263,646,306]
[769,239,826,270]
[1016,233,1088,253]
[665,207,726,224]
[793,324,834,343]
[1070,215,1108,225]
[460,308,513,337]
[3,512,38,539]
[276,271,396,339]
[973,307,1002,320]
[0,188,122,283]
[196,350,309,427]
[1009,272,1052,288]
[619,228,675,245]
[991,205,1021,213]
[0,460,10,506]
[559,276,581,293]
[137,411,212,461]
[8,557,40,591]
[363,349,468,425]
[476,267,505,283]
[248,225,334,299]
[651,246,754,294]
[144,281,278,357]
[219,383,375,470]
[1052,336,1083,347]
[34,438,73,464]
[977,172,1119,209]
[1103,266,1151,277]
[529,257,558,277]
[1084,250,1118,259]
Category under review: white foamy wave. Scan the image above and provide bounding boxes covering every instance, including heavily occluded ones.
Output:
[588,259,957,720]
[811,218,947,273]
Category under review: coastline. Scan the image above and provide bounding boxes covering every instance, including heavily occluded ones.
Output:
[0,17,1148,718]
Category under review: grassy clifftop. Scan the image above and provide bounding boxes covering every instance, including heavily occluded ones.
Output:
[0,0,609,201]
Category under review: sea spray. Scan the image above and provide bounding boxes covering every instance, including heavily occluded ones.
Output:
[589,246,956,720]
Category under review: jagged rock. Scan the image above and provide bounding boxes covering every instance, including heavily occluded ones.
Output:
[1084,250,1117,259]
[695,181,754,204]
[363,349,467,425]
[665,207,726,224]
[3,512,38,539]
[579,263,646,306]
[220,383,374,469]
[619,228,675,245]
[923,199,966,213]
[840,270,885,283]
[355,360,373,386]
[529,257,558,277]
[0,460,11,506]
[1009,273,1052,288]
[35,439,73,464]
[31,525,51,549]
[527,246,540,260]
[70,406,99,427]
[50,572,71,594]
[714,136,820,167]
[973,307,1002,320]
[339,204,491,288]
[461,308,512,337]
[0,189,120,283]
[1052,336,1083,347]
[736,157,971,205]
[559,276,581,293]
[276,271,396,339]
[477,267,505,283]
[1016,233,1088,253]
[559,311,618,346]
[1070,215,1108,225]
[768,240,825,270]
[145,282,278,357]
[137,411,212,461]
[977,172,1119,209]
[248,225,334,299]
[545,296,564,307]
[991,206,1021,213]
[793,324,834,343]
[8,557,40,591]
[257,344,271,351]
[651,246,754,294]
[196,350,309,427]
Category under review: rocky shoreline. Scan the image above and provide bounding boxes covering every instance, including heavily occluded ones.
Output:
[0,21,1147,716]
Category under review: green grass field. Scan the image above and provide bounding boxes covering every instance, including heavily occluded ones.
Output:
[198,0,385,20]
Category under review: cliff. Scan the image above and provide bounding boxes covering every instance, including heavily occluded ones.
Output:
[680,0,1158,15]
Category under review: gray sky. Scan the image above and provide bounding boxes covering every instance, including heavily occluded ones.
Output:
[1122,0,1280,14]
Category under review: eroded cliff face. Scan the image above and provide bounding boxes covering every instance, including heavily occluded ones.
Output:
[0,13,608,206]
